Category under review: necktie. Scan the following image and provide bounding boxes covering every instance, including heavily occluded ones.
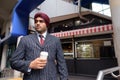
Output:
[39,35,44,45]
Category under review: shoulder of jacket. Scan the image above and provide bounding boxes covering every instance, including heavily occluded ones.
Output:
[49,34,60,40]
[20,34,35,40]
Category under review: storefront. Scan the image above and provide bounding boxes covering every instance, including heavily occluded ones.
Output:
[51,24,118,76]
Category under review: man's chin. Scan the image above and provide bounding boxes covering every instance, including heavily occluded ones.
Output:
[37,30,44,34]
[36,29,42,32]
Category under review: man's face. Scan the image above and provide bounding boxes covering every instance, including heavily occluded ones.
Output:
[34,17,47,34]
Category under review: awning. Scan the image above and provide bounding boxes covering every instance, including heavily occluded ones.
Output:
[51,24,113,38]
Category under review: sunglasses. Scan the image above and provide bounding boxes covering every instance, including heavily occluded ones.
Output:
[35,20,45,23]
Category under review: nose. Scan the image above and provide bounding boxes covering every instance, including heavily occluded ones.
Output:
[36,23,41,26]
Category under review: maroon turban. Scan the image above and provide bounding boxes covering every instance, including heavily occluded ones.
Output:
[34,12,50,26]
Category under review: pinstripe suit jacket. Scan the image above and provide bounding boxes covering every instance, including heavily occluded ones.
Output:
[10,32,68,80]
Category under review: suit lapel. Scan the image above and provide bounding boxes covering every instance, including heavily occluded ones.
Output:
[44,34,52,47]
[32,33,43,48]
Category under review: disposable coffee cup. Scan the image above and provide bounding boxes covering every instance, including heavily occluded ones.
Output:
[40,51,48,59]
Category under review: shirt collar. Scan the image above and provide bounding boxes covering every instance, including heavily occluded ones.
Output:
[36,31,47,38]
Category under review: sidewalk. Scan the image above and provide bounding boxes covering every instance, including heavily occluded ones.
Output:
[0,76,96,80]
[69,75,96,80]
[0,77,22,80]
[0,75,117,80]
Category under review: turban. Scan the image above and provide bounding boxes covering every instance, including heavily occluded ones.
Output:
[34,12,50,26]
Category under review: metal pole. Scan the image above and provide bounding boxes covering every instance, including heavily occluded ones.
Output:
[96,71,104,80]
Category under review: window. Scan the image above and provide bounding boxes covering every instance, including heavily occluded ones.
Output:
[76,42,94,58]
[75,39,114,59]
[62,42,74,58]
[92,3,111,17]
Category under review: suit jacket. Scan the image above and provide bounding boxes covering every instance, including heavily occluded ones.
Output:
[10,32,68,80]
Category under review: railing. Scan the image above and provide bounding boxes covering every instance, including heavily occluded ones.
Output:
[0,34,11,44]
[97,66,120,80]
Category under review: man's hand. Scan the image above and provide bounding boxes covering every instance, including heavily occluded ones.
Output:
[29,58,47,69]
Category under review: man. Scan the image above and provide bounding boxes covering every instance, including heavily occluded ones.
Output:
[10,12,68,80]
